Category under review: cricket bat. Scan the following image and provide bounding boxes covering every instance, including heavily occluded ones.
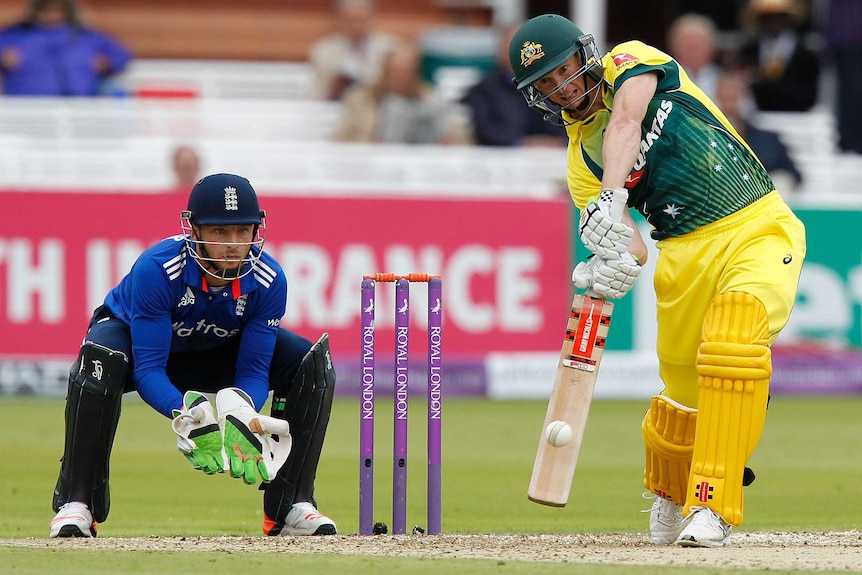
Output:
[527,188,628,507]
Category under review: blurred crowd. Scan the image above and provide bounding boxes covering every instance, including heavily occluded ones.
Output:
[0,0,130,96]
[299,0,859,165]
[0,0,859,193]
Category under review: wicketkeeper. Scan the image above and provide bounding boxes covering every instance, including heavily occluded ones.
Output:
[50,173,337,537]
[508,15,806,547]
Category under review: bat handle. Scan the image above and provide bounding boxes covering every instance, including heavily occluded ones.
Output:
[607,187,629,224]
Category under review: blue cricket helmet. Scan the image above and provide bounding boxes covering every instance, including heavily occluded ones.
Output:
[181,173,267,280]
[184,173,264,225]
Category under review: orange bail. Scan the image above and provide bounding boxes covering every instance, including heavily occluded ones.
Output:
[362,273,441,283]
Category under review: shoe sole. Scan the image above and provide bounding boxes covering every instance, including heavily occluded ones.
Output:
[676,535,729,548]
[51,524,96,538]
[311,524,337,536]
[267,523,337,536]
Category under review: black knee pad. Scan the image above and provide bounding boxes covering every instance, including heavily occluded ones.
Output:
[53,341,127,523]
[264,333,335,522]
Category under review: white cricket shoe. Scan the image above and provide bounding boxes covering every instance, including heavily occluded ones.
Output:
[49,502,97,538]
[647,495,685,545]
[267,502,337,536]
[676,506,732,547]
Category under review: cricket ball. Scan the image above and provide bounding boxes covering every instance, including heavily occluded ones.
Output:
[546,420,573,447]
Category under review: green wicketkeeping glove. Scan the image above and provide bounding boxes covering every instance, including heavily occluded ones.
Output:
[216,387,292,485]
[171,391,225,474]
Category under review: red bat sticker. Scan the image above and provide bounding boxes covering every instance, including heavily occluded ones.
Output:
[563,296,607,371]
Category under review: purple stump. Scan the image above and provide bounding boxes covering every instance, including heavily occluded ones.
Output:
[393,278,409,534]
[426,277,442,534]
[359,278,376,535]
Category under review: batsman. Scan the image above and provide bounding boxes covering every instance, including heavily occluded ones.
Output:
[509,15,806,546]
[50,173,337,538]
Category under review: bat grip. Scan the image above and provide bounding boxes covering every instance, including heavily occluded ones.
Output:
[607,187,629,224]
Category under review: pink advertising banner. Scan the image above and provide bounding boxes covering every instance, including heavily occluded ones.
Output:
[0,190,573,363]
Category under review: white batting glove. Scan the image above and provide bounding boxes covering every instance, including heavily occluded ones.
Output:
[171,391,225,475]
[579,188,634,259]
[216,388,292,485]
[572,252,641,299]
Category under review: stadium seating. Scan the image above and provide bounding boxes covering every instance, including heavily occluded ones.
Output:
[0,59,858,201]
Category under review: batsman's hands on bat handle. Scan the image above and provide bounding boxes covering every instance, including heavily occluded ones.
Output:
[579,187,634,259]
[215,387,292,485]
[572,252,642,299]
[171,391,226,475]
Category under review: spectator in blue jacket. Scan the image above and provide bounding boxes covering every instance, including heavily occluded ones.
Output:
[0,0,131,96]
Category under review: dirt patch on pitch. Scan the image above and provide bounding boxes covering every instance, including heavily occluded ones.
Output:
[5,531,862,571]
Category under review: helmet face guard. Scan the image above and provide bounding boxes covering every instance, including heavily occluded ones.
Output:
[509,15,605,125]
[181,173,267,280]
[521,34,604,125]
[181,214,266,280]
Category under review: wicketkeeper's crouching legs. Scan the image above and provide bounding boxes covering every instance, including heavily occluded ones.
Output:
[262,333,337,535]
[51,341,128,537]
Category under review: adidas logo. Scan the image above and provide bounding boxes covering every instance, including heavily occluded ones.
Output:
[178,287,195,307]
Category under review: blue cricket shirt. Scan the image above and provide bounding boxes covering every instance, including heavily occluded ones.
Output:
[103,235,287,417]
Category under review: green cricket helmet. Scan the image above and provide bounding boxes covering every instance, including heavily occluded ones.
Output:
[508,14,604,124]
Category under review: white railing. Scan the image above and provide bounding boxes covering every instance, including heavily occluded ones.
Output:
[0,97,343,141]
[0,97,567,196]
[0,94,859,202]
[117,58,481,102]
[117,59,316,100]
[0,137,569,197]
[754,109,862,203]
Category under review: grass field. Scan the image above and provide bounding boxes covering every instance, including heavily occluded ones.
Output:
[1,395,860,573]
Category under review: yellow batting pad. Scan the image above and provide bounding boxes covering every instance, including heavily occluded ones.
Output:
[687,292,771,526]
[642,394,697,505]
